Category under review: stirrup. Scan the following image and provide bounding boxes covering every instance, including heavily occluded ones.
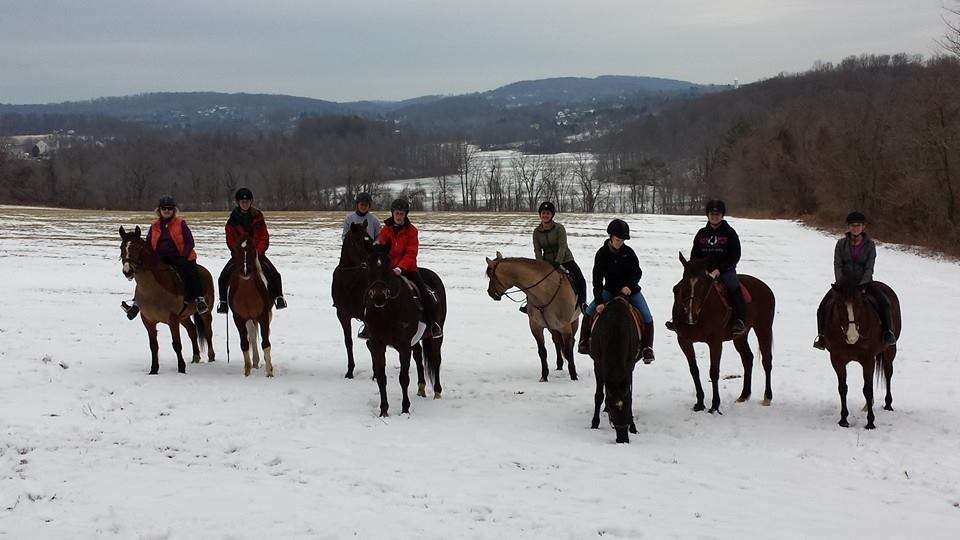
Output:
[216,300,229,314]
[429,322,443,339]
[275,296,288,310]
[121,301,139,320]
[812,335,826,350]
[640,347,655,364]
[195,298,209,315]
[882,331,897,346]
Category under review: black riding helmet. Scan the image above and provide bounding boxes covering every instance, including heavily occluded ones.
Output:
[705,199,726,215]
[607,218,630,240]
[390,198,410,213]
[356,192,372,204]
[845,211,867,224]
[538,201,556,216]
[235,187,253,201]
[158,195,177,208]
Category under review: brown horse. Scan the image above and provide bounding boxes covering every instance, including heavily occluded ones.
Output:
[119,226,215,374]
[332,220,375,378]
[485,253,580,381]
[228,233,276,377]
[820,275,901,429]
[363,245,446,416]
[671,253,775,413]
[589,297,642,443]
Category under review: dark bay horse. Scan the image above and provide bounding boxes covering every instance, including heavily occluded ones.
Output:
[671,253,775,413]
[485,253,580,381]
[119,226,215,374]
[589,297,642,443]
[820,275,901,429]
[364,246,446,416]
[332,221,374,378]
[228,233,276,377]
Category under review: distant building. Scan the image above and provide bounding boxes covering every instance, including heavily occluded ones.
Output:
[30,140,51,158]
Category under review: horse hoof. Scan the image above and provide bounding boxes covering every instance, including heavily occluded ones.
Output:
[591,420,600,429]
[266,372,274,378]
[148,370,158,376]
[244,370,251,377]
[208,357,216,362]
[433,393,442,400]
[539,377,548,383]
[708,408,722,415]
[736,396,749,403]
[569,374,579,381]
[760,399,772,407]
[192,357,201,364]
[693,403,705,412]
[865,423,876,430]
[344,372,354,379]
[629,424,638,434]
[883,405,894,411]
[838,419,849,428]
[379,411,389,418]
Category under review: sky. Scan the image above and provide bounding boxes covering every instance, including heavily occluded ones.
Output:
[0,0,952,104]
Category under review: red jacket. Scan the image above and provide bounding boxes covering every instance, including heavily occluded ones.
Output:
[149,217,197,261]
[225,207,269,255]
[377,218,418,273]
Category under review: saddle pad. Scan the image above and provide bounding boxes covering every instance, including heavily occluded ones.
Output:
[714,282,752,309]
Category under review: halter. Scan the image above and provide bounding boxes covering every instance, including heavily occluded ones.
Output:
[487,260,563,311]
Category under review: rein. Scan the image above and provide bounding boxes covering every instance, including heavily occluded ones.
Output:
[489,261,563,311]
[365,278,404,309]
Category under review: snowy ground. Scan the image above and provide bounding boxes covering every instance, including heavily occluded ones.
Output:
[2,206,959,538]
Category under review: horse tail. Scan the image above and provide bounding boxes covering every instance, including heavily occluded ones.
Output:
[874,351,886,394]
[194,312,208,355]
[424,340,441,388]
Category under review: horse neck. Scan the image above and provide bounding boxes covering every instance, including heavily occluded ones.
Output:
[500,259,555,291]
[339,241,366,267]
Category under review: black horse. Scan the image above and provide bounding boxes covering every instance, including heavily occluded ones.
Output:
[332,221,374,378]
[363,245,447,416]
[589,297,641,443]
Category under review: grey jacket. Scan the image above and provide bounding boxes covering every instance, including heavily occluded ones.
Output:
[341,211,381,240]
[834,233,876,285]
[533,222,574,265]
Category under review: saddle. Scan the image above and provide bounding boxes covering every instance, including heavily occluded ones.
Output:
[590,297,644,345]
[714,282,752,309]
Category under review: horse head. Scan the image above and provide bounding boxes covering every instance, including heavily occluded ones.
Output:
[234,231,259,279]
[484,251,506,301]
[119,225,147,280]
[365,243,398,309]
[341,220,374,267]
[829,269,874,346]
[672,252,715,326]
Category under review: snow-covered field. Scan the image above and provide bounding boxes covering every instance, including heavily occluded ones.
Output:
[2,206,959,538]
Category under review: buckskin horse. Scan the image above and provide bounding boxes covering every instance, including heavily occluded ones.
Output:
[119,226,215,374]
[485,253,580,382]
[589,296,643,443]
[671,253,775,413]
[228,233,277,377]
[363,245,446,416]
[332,221,374,379]
[820,273,901,429]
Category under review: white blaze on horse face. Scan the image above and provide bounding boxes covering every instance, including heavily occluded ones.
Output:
[845,301,860,344]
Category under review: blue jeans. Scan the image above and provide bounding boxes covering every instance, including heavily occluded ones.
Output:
[585,290,653,323]
[718,268,740,291]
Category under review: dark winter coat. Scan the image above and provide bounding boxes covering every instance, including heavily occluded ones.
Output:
[834,233,876,285]
[691,220,741,273]
[592,240,642,305]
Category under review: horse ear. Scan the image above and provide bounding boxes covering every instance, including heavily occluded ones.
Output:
[134,225,141,237]
[679,251,688,266]
[485,256,492,265]
[362,218,368,227]
[496,251,503,259]
[119,226,126,237]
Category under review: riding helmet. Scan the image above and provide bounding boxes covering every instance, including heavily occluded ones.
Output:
[705,199,726,215]
[845,211,867,224]
[390,198,411,213]
[355,192,373,204]
[606,218,631,240]
[235,187,253,201]
[538,201,556,215]
[158,195,177,208]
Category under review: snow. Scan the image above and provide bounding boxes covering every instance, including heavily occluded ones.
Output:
[1,206,959,538]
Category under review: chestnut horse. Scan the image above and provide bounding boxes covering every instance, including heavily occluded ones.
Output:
[485,253,580,381]
[671,253,775,413]
[119,226,215,374]
[589,297,642,443]
[820,274,901,429]
[228,233,276,377]
[332,220,374,378]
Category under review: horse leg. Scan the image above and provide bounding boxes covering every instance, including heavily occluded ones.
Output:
[707,341,722,414]
[143,319,160,375]
[679,338,705,411]
[883,347,895,411]
[168,315,186,374]
[203,312,216,362]
[862,358,876,429]
[426,338,443,399]
[627,383,638,435]
[591,359,604,429]
[413,343,426,398]
[367,340,389,417]
[550,329,564,371]
[563,329,578,381]
[182,317,201,363]
[831,356,849,427]
[235,314,251,377]
[530,322,549,382]
[260,313,273,378]
[338,310,356,379]
[755,322,774,405]
[399,346,412,414]
[732,335,753,403]
[249,321,261,369]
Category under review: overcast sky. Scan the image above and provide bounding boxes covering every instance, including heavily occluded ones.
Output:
[0,0,951,104]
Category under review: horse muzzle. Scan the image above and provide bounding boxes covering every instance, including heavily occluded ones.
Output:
[122,263,135,280]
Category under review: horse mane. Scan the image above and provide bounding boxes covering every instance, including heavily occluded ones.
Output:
[592,299,638,385]
[683,257,710,277]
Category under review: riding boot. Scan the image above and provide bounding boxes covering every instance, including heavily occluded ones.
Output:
[664,320,676,332]
[519,304,528,314]
[879,302,896,345]
[730,287,748,335]
[577,313,594,354]
[640,321,655,364]
[121,300,140,320]
[422,296,442,339]
[813,296,827,350]
[259,255,287,310]
[217,259,234,313]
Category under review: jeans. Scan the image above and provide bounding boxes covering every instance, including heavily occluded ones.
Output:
[719,267,747,322]
[585,289,653,323]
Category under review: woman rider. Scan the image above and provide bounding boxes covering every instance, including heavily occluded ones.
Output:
[376,198,442,338]
[531,201,587,312]
[813,211,896,349]
[341,191,381,240]
[121,195,208,318]
[215,187,287,314]
[577,219,655,363]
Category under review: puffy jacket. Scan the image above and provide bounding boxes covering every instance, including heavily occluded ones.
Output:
[149,216,196,261]
[226,207,269,254]
[377,217,419,273]
[691,220,741,273]
[592,240,642,304]
[533,222,574,265]
[834,233,876,285]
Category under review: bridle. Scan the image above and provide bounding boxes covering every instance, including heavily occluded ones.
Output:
[366,278,403,309]
[678,272,715,325]
[487,259,563,311]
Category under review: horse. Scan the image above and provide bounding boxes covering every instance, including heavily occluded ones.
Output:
[484,253,580,382]
[332,220,375,378]
[589,297,642,443]
[228,232,276,377]
[820,274,901,429]
[671,253,775,414]
[363,245,446,416]
[118,226,215,374]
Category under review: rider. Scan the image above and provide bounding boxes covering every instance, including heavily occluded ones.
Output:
[121,195,208,319]
[215,187,287,314]
[577,219,655,363]
[813,211,896,349]
[342,191,381,240]
[530,201,587,313]
[376,198,442,338]
[666,199,746,335]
